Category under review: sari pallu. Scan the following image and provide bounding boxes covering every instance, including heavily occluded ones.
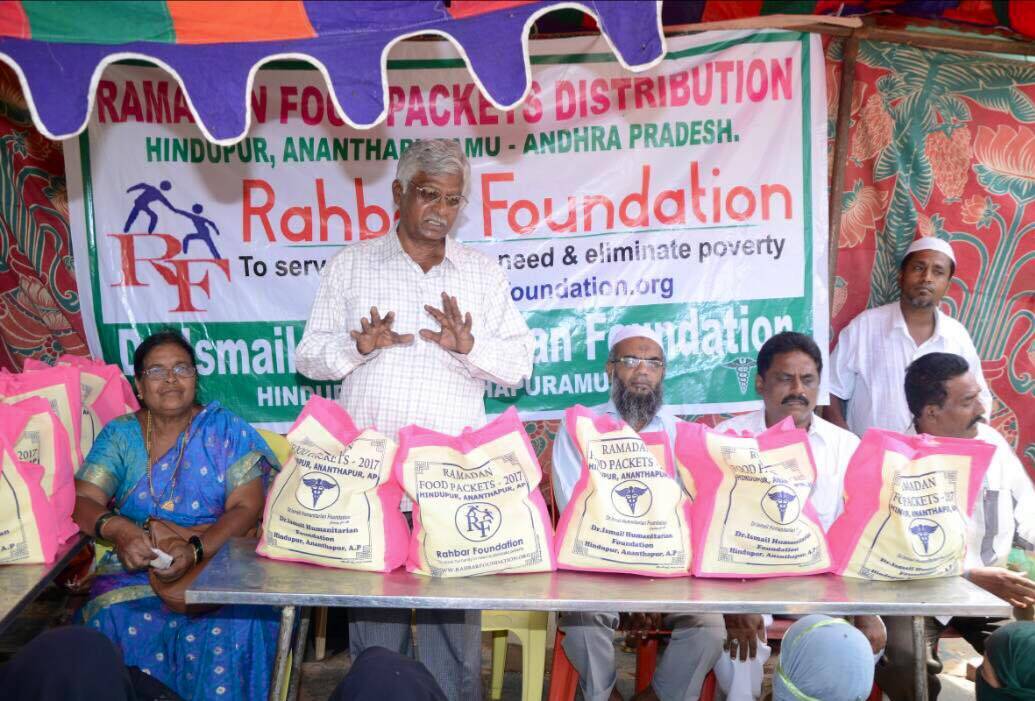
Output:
[76,401,279,701]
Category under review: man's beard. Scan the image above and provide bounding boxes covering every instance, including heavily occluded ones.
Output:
[612,376,664,429]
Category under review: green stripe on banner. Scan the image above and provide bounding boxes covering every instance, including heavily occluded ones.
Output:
[22,1,175,44]
[760,0,817,14]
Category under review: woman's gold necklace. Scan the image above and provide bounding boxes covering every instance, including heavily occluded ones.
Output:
[145,409,193,511]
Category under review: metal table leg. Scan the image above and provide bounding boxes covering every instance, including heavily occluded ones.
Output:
[269,605,297,701]
[286,607,312,701]
[912,615,928,700]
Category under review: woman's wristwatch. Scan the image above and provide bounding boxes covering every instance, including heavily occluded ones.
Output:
[94,511,118,540]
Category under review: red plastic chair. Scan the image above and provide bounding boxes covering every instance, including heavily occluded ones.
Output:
[548,629,717,701]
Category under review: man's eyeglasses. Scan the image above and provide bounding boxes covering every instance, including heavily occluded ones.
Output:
[412,185,467,209]
[613,356,665,370]
[142,363,198,381]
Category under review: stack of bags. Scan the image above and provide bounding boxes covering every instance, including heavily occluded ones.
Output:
[0,355,137,564]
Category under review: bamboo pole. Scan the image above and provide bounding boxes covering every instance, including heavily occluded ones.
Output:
[827,34,860,320]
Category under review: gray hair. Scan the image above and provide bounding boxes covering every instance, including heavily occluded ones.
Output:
[396,138,471,197]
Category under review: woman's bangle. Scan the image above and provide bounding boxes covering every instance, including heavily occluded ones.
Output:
[94,511,118,540]
[188,535,204,564]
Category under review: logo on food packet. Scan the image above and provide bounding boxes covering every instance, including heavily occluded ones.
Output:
[611,480,653,518]
[908,518,945,557]
[455,502,502,542]
[760,484,800,525]
[297,472,340,511]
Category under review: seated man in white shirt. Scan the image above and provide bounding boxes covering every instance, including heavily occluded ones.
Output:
[877,352,1035,701]
[714,331,885,701]
[552,324,724,701]
[827,236,990,435]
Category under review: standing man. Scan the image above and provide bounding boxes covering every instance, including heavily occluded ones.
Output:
[714,332,884,700]
[878,353,1035,700]
[827,237,990,435]
[295,139,534,700]
[552,324,725,701]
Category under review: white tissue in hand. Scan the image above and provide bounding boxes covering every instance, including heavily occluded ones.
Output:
[149,547,173,569]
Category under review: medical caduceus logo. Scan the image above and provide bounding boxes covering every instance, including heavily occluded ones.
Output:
[908,518,946,557]
[455,502,502,543]
[611,480,653,518]
[109,179,231,313]
[761,484,801,525]
[296,472,341,511]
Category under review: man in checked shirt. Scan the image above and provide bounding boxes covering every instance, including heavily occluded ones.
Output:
[296,138,534,700]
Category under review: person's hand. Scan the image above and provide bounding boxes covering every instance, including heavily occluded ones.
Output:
[109,521,154,572]
[968,566,1035,608]
[152,540,196,583]
[620,612,664,639]
[350,307,414,356]
[420,292,474,354]
[854,615,887,654]
[723,614,766,661]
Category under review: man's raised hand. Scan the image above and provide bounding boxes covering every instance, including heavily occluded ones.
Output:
[420,292,475,354]
[350,307,414,355]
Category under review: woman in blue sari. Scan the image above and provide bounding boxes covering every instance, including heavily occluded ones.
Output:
[73,330,279,701]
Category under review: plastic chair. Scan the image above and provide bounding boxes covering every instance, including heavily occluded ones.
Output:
[548,628,717,701]
[257,428,291,465]
[484,610,550,701]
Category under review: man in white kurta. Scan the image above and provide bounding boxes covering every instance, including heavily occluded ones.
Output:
[552,324,724,701]
[877,352,1035,701]
[295,139,534,701]
[827,237,990,436]
[714,331,883,701]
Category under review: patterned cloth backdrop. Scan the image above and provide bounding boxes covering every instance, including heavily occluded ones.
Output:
[827,37,1035,478]
[0,40,1030,479]
[0,63,87,368]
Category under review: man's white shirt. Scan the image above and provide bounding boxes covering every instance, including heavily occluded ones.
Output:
[714,410,860,532]
[902,422,1035,571]
[295,231,534,508]
[551,401,680,513]
[829,302,991,436]
[295,231,533,438]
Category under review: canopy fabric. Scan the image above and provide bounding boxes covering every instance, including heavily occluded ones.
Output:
[0,1,665,144]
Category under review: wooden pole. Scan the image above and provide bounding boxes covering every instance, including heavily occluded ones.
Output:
[827,33,860,320]
[860,26,1035,57]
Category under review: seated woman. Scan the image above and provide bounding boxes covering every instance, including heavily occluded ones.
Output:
[773,615,874,701]
[976,620,1035,699]
[73,330,280,701]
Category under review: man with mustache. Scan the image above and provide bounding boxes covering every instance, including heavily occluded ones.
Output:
[714,332,884,700]
[826,237,990,436]
[296,139,534,700]
[551,324,724,701]
[878,352,1035,700]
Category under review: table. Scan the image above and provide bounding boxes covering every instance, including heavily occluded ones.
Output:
[0,534,88,634]
[190,539,1012,701]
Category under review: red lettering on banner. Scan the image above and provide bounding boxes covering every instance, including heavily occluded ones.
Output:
[355,179,390,240]
[242,179,275,242]
[97,81,120,123]
[148,258,231,313]
[317,180,352,241]
[109,233,229,312]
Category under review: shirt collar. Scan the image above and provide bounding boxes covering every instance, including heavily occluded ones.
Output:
[890,301,945,338]
[754,408,828,439]
[380,229,462,269]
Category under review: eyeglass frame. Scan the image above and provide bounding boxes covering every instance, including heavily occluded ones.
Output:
[411,183,468,209]
[610,355,666,370]
[141,363,198,382]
